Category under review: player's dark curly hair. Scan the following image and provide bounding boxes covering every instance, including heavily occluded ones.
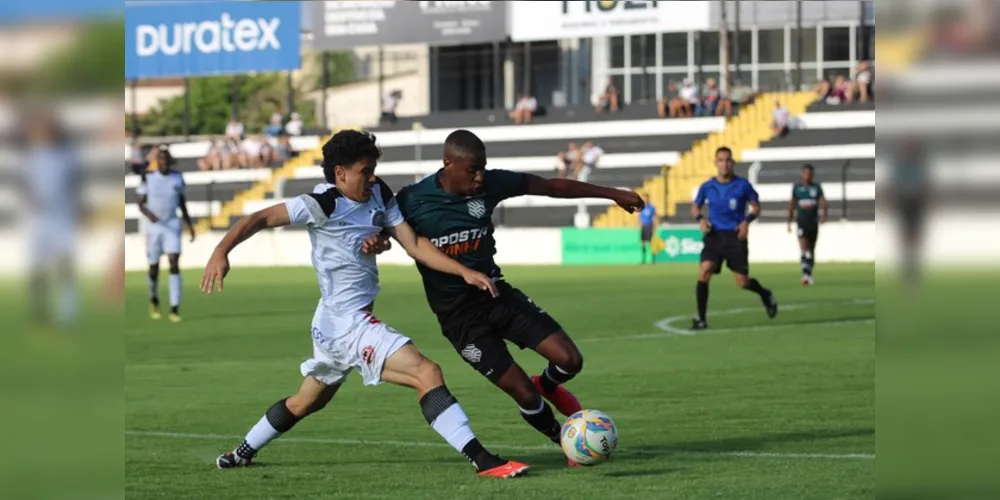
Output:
[321,129,381,183]
[155,144,175,168]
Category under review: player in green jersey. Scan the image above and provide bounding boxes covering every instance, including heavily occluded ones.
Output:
[395,129,644,466]
[787,164,828,285]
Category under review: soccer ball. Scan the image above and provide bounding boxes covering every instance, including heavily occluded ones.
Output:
[560,410,619,465]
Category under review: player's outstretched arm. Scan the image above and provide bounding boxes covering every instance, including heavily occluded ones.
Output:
[523,174,644,213]
[385,221,498,297]
[201,204,291,294]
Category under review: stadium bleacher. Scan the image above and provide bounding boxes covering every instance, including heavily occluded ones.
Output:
[674,100,876,223]
[125,99,877,233]
[273,112,725,228]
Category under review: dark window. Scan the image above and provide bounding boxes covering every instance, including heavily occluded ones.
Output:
[630,34,656,67]
[823,26,851,62]
[791,27,817,63]
[661,32,687,66]
[610,36,625,69]
[698,31,720,66]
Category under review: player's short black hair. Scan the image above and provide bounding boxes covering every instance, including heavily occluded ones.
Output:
[802,163,815,173]
[715,146,733,158]
[444,129,486,159]
[322,129,381,183]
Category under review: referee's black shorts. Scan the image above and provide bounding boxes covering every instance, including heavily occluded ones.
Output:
[700,230,749,275]
[640,224,654,243]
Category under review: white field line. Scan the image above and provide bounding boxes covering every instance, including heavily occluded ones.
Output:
[125,430,874,461]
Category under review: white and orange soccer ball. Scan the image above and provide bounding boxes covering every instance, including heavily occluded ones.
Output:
[560,410,619,465]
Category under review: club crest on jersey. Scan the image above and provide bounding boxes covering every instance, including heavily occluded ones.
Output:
[371,209,386,227]
[467,198,487,218]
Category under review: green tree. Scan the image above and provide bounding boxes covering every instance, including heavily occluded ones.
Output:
[136,51,356,136]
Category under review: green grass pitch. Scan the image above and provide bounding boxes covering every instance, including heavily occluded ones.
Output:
[126,263,875,499]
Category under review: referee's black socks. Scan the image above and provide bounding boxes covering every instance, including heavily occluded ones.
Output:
[743,278,771,300]
[696,281,709,322]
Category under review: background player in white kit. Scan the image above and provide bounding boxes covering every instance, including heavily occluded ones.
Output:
[136,145,195,322]
[22,111,80,329]
[200,130,530,478]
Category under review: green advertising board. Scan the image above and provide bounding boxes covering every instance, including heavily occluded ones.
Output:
[561,227,704,265]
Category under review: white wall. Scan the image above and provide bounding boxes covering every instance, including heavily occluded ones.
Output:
[111,217,1000,272]
[123,227,563,271]
[312,71,430,128]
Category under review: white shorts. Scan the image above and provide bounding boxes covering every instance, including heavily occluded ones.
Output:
[28,214,76,269]
[301,308,412,387]
[146,219,182,265]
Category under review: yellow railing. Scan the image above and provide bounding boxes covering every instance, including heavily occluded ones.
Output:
[593,91,815,227]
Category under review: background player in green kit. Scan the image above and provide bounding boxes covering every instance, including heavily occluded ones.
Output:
[786,164,828,285]
[396,129,644,466]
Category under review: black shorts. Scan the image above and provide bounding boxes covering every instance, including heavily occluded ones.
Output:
[797,223,819,245]
[701,230,749,275]
[437,281,563,384]
[640,225,654,242]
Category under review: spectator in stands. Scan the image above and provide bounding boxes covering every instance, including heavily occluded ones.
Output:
[259,136,277,167]
[264,113,283,140]
[679,78,700,117]
[555,142,580,178]
[197,136,225,171]
[128,131,148,176]
[595,78,620,113]
[380,89,402,125]
[771,99,790,138]
[223,137,243,168]
[239,135,266,168]
[275,133,293,164]
[854,61,873,103]
[814,75,853,104]
[727,79,756,115]
[701,78,721,116]
[657,80,684,118]
[509,93,538,125]
[225,118,245,141]
[576,142,604,182]
[285,112,303,136]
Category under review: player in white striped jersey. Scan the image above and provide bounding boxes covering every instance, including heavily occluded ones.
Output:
[200,130,529,478]
[137,145,195,322]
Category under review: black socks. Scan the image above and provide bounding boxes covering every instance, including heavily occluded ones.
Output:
[696,281,709,321]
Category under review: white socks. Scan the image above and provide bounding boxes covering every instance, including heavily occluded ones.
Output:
[430,403,476,453]
[244,416,282,451]
[168,274,182,308]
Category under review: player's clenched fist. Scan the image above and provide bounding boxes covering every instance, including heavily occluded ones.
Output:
[614,190,644,214]
[201,250,230,294]
[360,232,392,255]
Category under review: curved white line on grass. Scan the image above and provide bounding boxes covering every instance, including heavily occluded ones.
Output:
[654,299,875,336]
[125,430,873,461]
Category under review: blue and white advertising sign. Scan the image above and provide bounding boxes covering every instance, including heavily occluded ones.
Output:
[125,1,301,80]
